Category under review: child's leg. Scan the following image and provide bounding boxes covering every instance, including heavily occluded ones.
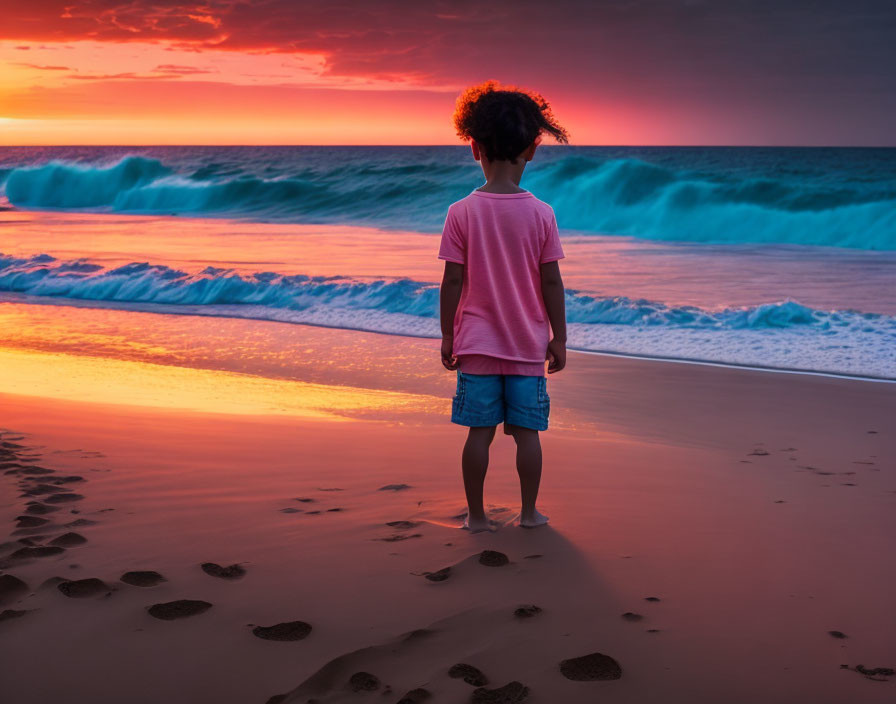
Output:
[462,425,496,530]
[507,424,549,527]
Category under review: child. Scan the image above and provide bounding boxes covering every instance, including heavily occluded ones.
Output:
[438,80,569,533]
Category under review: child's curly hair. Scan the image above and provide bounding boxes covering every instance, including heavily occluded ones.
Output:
[453,80,569,163]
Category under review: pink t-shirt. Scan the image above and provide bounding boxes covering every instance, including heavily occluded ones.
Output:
[438,189,565,364]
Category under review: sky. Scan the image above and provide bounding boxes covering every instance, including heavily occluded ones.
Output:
[1,0,894,145]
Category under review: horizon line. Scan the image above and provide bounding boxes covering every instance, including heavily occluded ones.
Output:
[3,144,896,149]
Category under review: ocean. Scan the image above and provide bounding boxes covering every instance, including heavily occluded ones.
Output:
[1,146,894,379]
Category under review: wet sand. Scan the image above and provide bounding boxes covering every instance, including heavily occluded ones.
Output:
[1,312,894,703]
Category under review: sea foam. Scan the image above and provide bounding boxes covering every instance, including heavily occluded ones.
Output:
[1,253,893,379]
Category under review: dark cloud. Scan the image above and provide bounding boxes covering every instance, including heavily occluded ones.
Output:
[15,63,71,70]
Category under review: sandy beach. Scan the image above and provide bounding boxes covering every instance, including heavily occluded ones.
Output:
[1,304,893,704]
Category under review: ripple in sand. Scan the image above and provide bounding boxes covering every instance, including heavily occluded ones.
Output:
[448,663,488,686]
[64,518,97,528]
[348,671,380,691]
[559,652,623,681]
[0,574,29,604]
[280,507,302,513]
[121,571,166,587]
[479,550,509,567]
[49,532,87,547]
[57,578,109,598]
[472,681,529,703]
[200,562,246,580]
[376,533,423,542]
[147,599,212,620]
[252,620,312,641]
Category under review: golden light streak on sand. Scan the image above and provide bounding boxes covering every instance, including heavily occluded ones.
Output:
[0,347,443,420]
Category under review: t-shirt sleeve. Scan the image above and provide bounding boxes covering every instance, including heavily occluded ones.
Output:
[540,210,565,263]
[438,205,466,264]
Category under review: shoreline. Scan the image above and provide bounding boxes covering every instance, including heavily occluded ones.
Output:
[3,295,894,383]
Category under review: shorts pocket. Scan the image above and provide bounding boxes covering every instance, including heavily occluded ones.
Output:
[537,377,550,417]
[452,372,466,415]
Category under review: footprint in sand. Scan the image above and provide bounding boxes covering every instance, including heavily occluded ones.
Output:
[829,630,848,639]
[513,604,542,619]
[423,567,451,582]
[0,608,32,623]
[147,599,212,620]
[559,652,623,681]
[644,596,661,602]
[252,620,312,641]
[25,502,60,515]
[8,545,65,561]
[15,516,49,529]
[472,681,529,703]
[57,578,109,598]
[44,493,84,504]
[348,671,380,691]
[378,484,413,492]
[386,521,421,530]
[376,533,423,542]
[0,575,29,604]
[121,571,167,587]
[478,550,509,567]
[621,612,643,621]
[49,532,87,547]
[396,688,431,703]
[448,663,488,686]
[200,562,246,580]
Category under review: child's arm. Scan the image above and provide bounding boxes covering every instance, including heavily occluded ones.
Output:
[540,260,567,373]
[440,261,464,370]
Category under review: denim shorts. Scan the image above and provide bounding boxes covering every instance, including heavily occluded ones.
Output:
[451,371,550,431]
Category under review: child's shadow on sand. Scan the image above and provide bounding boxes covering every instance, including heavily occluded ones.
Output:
[277,526,624,703]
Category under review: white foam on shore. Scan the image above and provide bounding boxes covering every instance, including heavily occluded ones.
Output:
[2,292,894,382]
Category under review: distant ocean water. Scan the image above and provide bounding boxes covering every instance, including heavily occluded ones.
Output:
[1,146,894,378]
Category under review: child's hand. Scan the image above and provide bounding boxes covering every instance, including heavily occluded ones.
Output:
[546,338,566,374]
[441,336,459,370]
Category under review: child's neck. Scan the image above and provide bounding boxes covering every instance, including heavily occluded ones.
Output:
[477,160,528,194]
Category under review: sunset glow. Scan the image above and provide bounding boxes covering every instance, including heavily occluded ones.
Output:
[2,2,893,145]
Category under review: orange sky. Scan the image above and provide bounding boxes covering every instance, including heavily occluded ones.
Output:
[1,2,894,146]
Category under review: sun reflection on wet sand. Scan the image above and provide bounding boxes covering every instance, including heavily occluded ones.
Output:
[0,347,443,421]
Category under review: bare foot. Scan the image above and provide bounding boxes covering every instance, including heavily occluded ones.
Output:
[519,509,549,528]
[462,515,495,533]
